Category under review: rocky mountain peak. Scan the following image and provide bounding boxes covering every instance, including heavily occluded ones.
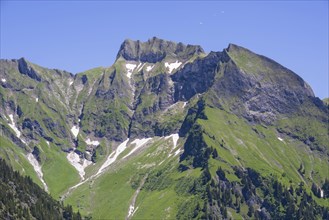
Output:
[225,43,258,59]
[226,43,242,52]
[116,37,204,63]
[17,57,42,82]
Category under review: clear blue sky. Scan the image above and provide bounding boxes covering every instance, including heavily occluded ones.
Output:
[1,1,328,98]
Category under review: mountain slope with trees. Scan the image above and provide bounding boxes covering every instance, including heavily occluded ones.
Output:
[0,158,82,219]
[0,37,328,219]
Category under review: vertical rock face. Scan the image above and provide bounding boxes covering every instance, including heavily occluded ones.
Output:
[17,58,42,82]
[116,37,204,63]
[172,51,223,101]
[208,44,318,124]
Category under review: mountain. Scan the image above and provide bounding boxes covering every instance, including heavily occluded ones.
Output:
[0,37,328,219]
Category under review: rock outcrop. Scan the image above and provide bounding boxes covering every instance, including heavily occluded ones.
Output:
[116,37,204,63]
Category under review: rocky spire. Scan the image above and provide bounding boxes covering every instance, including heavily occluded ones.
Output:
[116,37,204,63]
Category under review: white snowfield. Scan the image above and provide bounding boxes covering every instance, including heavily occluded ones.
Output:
[137,63,145,72]
[136,63,142,70]
[3,114,9,121]
[62,136,180,200]
[69,80,74,86]
[128,205,135,218]
[166,133,180,157]
[27,153,48,192]
[128,205,139,218]
[35,98,39,102]
[1,78,6,83]
[63,138,132,200]
[171,134,179,148]
[165,61,182,73]
[182,102,188,108]
[165,133,179,148]
[126,64,137,78]
[146,65,154,72]
[277,137,284,142]
[174,148,183,157]
[67,151,92,180]
[71,125,79,139]
[8,114,22,138]
[123,137,152,159]
[97,139,129,175]
[85,138,100,146]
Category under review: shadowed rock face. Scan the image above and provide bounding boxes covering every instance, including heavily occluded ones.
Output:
[116,37,205,63]
[172,51,224,102]
[18,58,42,81]
[209,45,317,124]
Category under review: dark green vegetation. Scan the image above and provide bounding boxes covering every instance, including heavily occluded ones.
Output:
[0,158,82,220]
[0,37,328,219]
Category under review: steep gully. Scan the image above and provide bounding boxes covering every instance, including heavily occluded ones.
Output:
[126,174,148,220]
[61,62,182,200]
[6,113,49,192]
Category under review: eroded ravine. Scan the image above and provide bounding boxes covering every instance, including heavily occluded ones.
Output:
[126,174,148,220]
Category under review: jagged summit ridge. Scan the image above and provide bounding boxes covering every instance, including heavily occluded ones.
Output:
[116,37,205,63]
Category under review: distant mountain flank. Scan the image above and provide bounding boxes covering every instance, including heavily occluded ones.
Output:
[323,98,329,106]
[0,37,328,219]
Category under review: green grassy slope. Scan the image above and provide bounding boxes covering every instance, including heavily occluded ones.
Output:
[64,102,329,218]
[1,40,328,219]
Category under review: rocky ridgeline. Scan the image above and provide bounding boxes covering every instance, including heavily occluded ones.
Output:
[0,37,327,158]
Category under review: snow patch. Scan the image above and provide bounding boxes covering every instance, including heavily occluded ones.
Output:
[85,138,100,146]
[123,137,152,159]
[46,141,50,146]
[27,153,48,192]
[277,137,284,142]
[128,205,139,218]
[71,125,79,139]
[165,61,182,73]
[172,134,179,148]
[97,139,129,175]
[9,114,14,123]
[1,78,6,83]
[128,205,135,218]
[8,114,22,138]
[174,149,182,157]
[69,80,74,86]
[67,151,92,180]
[182,102,187,108]
[35,98,39,102]
[321,189,324,198]
[126,64,137,78]
[146,65,154,72]
[133,207,139,216]
[3,114,9,121]
[158,160,165,166]
[166,134,179,157]
[137,63,145,72]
